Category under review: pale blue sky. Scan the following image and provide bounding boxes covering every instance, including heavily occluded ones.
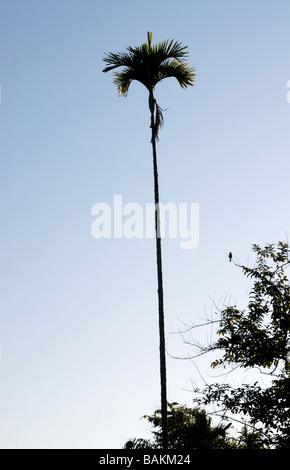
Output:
[1,0,290,449]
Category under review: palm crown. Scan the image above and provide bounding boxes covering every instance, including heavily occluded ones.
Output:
[102,32,195,98]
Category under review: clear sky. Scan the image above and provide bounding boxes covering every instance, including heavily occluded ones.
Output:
[1,0,290,449]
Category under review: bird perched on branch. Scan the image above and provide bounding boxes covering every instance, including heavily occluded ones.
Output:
[229,252,232,262]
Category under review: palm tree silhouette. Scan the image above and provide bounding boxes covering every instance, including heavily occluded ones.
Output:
[102,32,195,449]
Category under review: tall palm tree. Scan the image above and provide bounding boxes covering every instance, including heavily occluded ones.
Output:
[102,32,195,449]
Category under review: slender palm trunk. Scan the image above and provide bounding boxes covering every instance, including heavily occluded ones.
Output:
[150,106,168,450]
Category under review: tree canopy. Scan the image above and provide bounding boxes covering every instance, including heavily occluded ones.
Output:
[124,403,231,449]
[123,402,267,449]
[188,241,290,448]
[103,32,195,97]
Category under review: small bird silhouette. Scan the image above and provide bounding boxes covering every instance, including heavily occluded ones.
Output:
[229,252,232,262]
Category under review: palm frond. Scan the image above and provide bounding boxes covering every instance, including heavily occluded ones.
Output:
[150,38,190,63]
[147,31,153,50]
[113,69,133,96]
[158,60,196,88]
[102,50,133,73]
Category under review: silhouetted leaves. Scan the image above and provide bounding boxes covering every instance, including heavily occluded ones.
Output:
[194,242,290,448]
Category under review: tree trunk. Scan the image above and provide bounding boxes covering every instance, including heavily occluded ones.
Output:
[150,104,168,450]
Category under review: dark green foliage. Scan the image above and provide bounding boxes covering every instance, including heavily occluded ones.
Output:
[124,403,232,449]
[194,242,290,448]
[235,424,267,449]
[212,242,290,370]
[123,438,153,449]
